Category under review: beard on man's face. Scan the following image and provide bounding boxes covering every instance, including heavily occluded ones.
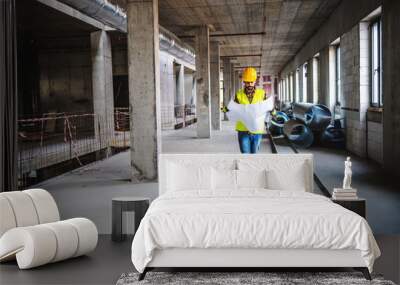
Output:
[244,85,255,94]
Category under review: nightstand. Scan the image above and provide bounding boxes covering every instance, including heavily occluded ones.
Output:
[112,197,150,242]
[332,198,366,218]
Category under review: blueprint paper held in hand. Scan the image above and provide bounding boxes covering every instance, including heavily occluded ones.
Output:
[227,97,274,132]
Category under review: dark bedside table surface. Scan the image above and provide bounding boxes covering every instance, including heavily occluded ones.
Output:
[332,198,366,218]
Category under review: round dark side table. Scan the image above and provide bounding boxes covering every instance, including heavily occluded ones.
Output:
[112,196,150,242]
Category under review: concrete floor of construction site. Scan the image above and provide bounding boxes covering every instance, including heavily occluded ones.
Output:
[1,121,399,285]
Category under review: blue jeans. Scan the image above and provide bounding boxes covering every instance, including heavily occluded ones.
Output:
[238,132,262,154]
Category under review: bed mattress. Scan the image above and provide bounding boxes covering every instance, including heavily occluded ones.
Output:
[131,190,380,273]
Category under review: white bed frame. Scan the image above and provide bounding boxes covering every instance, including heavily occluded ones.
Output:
[139,154,371,280]
[148,248,365,268]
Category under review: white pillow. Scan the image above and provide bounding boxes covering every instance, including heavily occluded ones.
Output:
[266,162,307,191]
[212,168,237,191]
[167,162,212,191]
[236,169,268,189]
[237,158,310,192]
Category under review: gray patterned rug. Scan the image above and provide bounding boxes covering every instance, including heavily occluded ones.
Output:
[116,272,396,285]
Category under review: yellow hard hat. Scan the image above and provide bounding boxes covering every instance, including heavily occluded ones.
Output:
[242,67,257,82]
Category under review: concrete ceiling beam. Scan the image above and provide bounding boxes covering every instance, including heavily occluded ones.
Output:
[36,0,113,31]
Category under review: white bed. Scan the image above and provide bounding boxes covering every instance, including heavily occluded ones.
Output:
[131,154,380,280]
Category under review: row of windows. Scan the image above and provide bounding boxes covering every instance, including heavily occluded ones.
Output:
[279,18,382,108]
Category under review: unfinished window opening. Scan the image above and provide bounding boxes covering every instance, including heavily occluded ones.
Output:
[335,45,341,104]
[312,54,319,104]
[289,73,294,102]
[302,63,308,102]
[370,18,382,108]
[295,69,300,102]
[220,71,223,107]
[278,81,281,100]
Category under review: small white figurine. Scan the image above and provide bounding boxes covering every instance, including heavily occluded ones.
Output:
[342,156,352,189]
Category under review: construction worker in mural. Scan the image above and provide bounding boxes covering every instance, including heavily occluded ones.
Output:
[222,67,274,154]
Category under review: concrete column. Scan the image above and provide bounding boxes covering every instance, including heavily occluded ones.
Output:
[194,25,211,138]
[210,41,220,130]
[192,76,197,105]
[306,59,313,103]
[90,30,114,149]
[222,58,231,120]
[271,76,276,97]
[383,0,400,174]
[341,23,369,158]
[176,64,185,126]
[285,76,290,101]
[127,0,161,180]
[176,64,185,106]
[319,47,330,107]
[298,64,304,102]
[236,70,241,92]
[230,64,236,99]
[233,70,239,96]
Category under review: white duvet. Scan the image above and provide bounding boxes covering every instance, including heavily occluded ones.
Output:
[131,190,380,273]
